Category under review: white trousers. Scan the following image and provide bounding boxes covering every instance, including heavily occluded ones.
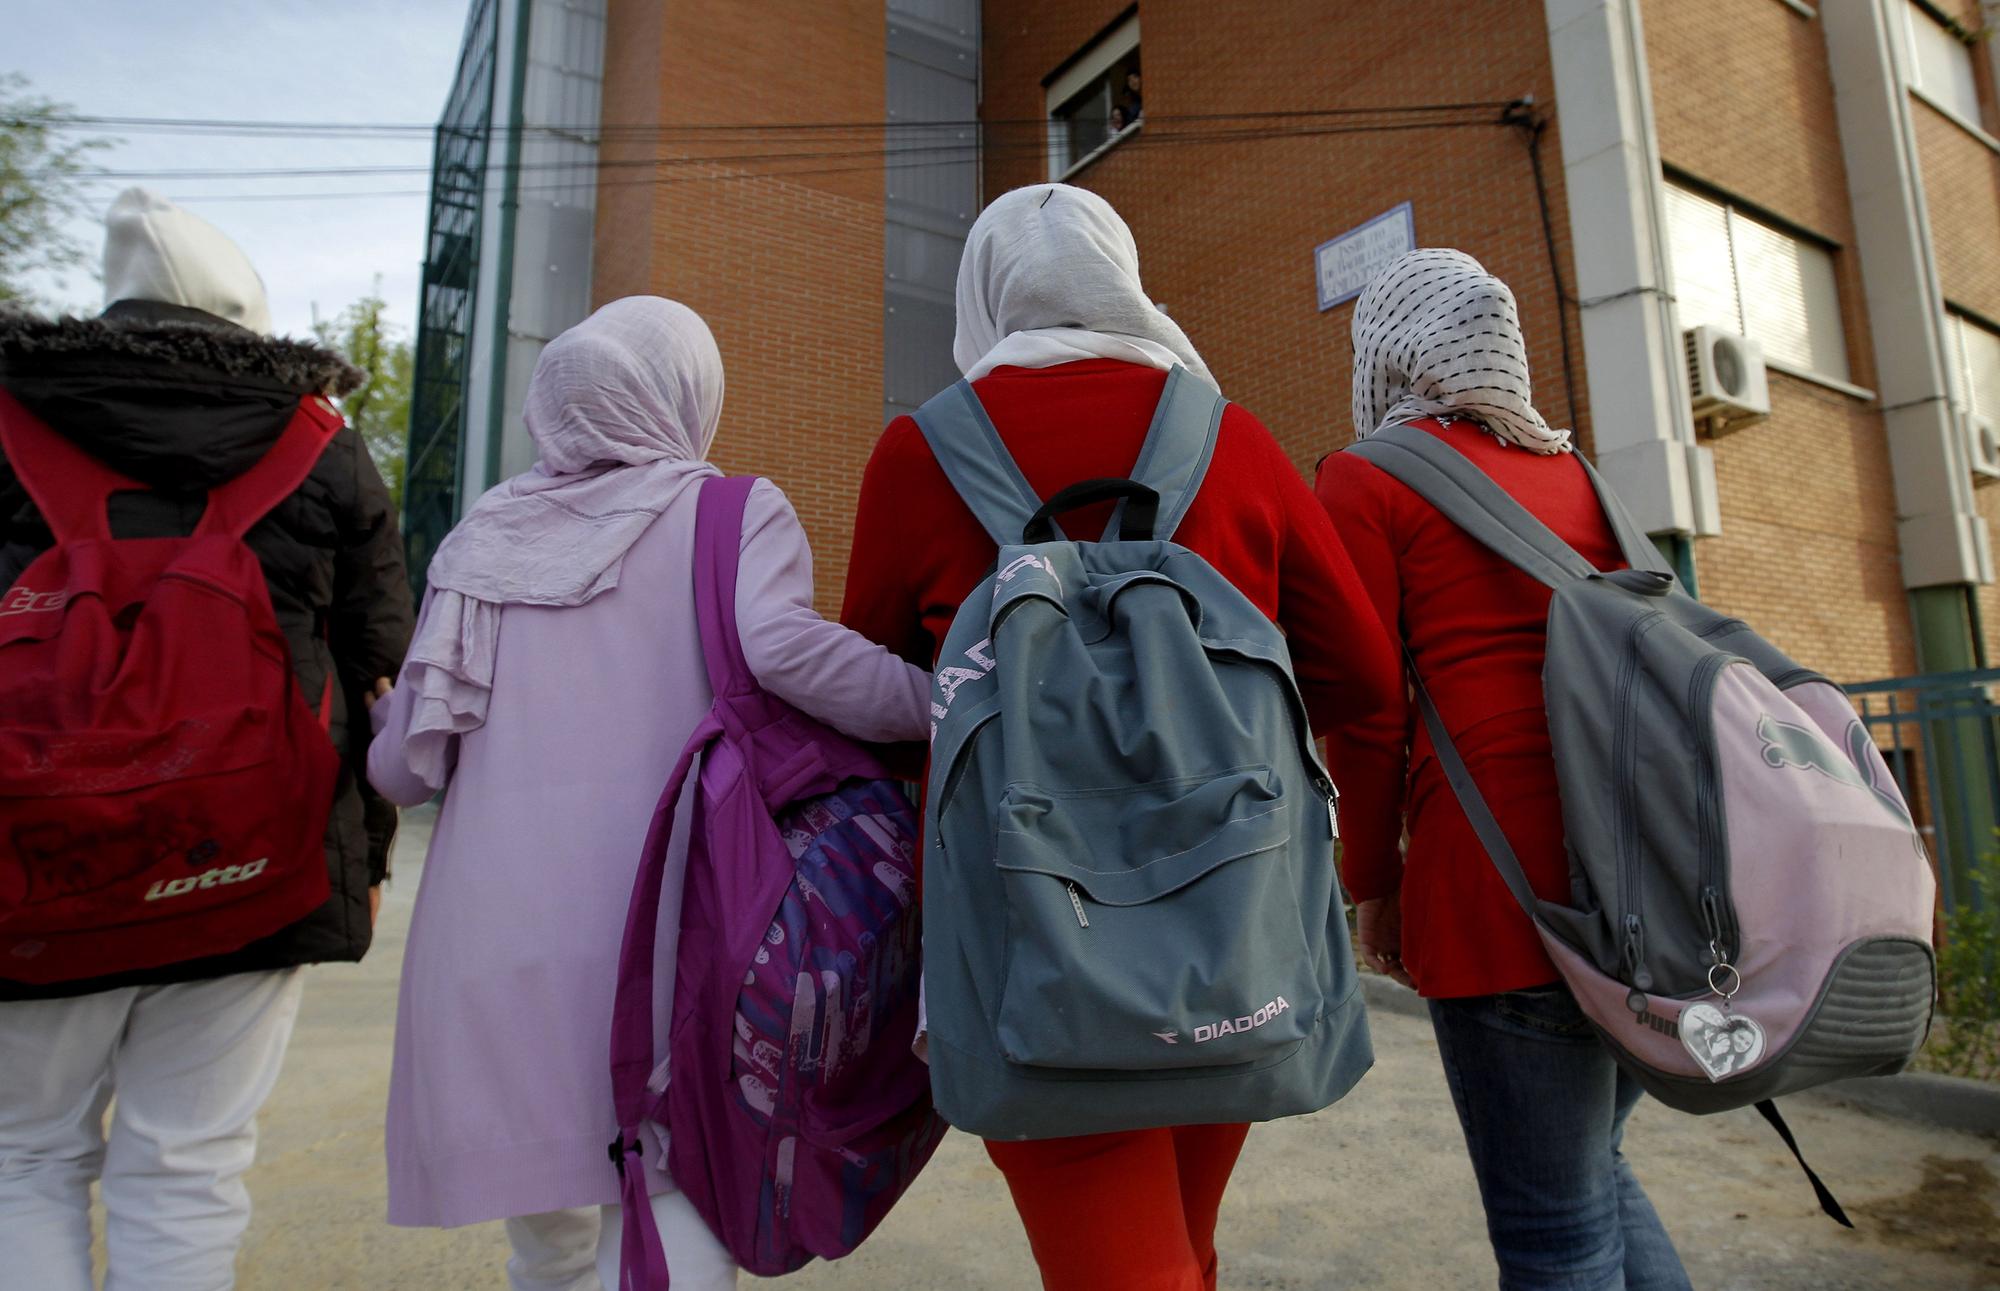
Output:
[0,968,304,1291]
[506,1191,737,1291]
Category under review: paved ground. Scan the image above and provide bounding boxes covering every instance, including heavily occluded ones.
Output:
[227,818,2000,1290]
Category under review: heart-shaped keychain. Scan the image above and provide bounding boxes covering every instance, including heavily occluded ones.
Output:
[1679,1001,1766,1081]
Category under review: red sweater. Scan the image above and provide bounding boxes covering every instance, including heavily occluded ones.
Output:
[841,358,1400,756]
[1315,418,1629,999]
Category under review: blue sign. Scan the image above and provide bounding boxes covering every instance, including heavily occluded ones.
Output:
[1315,202,1416,311]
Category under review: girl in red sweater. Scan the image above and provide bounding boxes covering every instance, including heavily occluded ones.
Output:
[1317,249,1691,1290]
[843,184,1400,1291]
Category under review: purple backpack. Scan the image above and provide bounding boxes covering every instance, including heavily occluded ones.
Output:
[608,475,942,1288]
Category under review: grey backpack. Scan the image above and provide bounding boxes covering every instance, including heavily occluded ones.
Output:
[915,367,1373,1141]
[1348,424,1936,1218]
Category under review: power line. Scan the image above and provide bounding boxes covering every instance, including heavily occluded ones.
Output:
[21,102,1521,139]
[26,108,1512,191]
[111,115,1512,204]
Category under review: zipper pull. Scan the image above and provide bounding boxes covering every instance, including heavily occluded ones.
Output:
[1621,914,1652,991]
[1700,886,1726,963]
[1317,778,1339,839]
[1066,881,1090,929]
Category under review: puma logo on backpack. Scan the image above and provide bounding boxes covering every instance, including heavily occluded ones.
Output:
[1349,421,1935,1226]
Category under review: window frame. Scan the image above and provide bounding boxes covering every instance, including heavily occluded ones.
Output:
[1662,176,1854,387]
[1946,307,2000,422]
[1902,0,1988,136]
[1043,11,1142,181]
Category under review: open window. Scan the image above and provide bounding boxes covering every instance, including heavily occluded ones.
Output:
[1045,10,1142,180]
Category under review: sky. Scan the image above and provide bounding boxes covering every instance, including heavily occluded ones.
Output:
[8,0,472,340]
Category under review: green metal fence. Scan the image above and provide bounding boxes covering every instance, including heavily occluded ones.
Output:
[1846,668,2000,915]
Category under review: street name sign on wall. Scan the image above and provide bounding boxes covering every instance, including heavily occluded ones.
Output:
[1315,202,1416,311]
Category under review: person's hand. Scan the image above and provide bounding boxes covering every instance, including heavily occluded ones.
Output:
[369,884,383,927]
[1357,892,1415,989]
[364,677,393,712]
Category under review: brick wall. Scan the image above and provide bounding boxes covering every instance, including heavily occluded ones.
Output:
[977,0,1586,476]
[592,0,662,305]
[1644,0,1915,682]
[594,0,886,613]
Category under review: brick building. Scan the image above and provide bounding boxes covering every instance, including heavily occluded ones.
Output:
[409,0,2000,894]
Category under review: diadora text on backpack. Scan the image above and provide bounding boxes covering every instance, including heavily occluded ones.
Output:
[0,388,343,984]
[916,366,1373,1141]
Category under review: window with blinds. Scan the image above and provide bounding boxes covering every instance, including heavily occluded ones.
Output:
[1948,311,2000,421]
[1903,1,1983,126]
[1663,181,1851,383]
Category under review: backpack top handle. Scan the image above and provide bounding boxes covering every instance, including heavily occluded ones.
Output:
[1023,478,1159,544]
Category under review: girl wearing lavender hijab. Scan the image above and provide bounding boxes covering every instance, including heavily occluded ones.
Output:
[1317,249,1691,1289]
[367,297,930,1291]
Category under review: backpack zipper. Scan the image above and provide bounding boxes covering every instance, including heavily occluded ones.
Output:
[1689,652,1736,964]
[1066,882,1090,929]
[1614,613,1662,999]
[1316,776,1339,839]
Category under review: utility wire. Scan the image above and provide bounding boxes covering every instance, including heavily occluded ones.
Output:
[33,121,1463,181]
[96,116,1512,204]
[20,102,1522,138]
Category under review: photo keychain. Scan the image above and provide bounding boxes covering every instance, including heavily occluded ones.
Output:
[1680,950,1766,1083]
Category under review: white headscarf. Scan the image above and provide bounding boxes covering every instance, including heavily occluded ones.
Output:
[1350,248,1570,454]
[394,297,724,777]
[953,183,1211,383]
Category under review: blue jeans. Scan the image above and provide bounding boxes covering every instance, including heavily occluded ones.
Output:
[1428,986,1692,1291]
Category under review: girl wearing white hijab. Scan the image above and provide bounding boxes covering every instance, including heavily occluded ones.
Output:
[843,187,1401,1291]
[1318,251,1692,1289]
[367,297,931,1291]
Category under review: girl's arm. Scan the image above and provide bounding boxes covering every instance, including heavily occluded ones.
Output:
[736,480,931,744]
[1312,450,1413,904]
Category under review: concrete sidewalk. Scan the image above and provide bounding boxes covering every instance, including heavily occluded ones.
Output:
[233,823,2000,1290]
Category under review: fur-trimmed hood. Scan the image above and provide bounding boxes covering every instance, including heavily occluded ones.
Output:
[0,307,363,397]
[0,303,365,493]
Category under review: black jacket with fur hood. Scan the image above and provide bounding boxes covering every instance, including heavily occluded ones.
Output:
[0,300,415,998]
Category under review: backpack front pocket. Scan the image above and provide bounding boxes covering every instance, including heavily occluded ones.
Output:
[992,765,1322,1071]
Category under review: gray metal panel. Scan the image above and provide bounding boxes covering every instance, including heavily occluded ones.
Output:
[885,0,979,420]
[889,0,977,34]
[885,288,959,411]
[493,0,607,476]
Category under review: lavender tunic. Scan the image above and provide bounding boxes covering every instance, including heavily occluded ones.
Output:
[368,480,929,1227]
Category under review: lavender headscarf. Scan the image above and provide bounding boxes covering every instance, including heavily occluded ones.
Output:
[393,297,725,781]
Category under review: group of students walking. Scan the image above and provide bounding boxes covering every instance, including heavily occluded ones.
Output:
[0,180,1936,1291]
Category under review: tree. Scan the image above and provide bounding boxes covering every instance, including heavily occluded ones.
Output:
[0,74,112,306]
[313,282,412,510]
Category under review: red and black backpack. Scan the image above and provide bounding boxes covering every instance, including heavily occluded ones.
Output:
[0,386,343,983]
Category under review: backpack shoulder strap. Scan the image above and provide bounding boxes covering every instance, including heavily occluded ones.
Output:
[691,474,759,700]
[1404,648,1542,920]
[911,380,1047,547]
[1572,451,1676,577]
[0,385,146,543]
[194,394,344,540]
[1114,365,1226,543]
[1345,423,1599,590]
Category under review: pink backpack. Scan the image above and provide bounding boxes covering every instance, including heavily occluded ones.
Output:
[607,475,942,1288]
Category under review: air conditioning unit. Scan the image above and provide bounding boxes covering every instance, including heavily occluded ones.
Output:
[1685,325,1771,433]
[1961,408,2000,485]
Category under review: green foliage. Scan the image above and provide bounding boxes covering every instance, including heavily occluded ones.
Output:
[0,74,112,306]
[313,281,412,510]
[1920,852,2000,1082]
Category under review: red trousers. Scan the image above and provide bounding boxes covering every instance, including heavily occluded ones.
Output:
[985,1124,1251,1291]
